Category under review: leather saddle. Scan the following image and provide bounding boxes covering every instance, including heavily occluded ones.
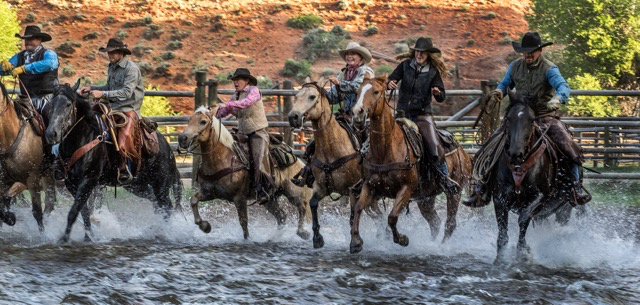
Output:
[14,99,46,137]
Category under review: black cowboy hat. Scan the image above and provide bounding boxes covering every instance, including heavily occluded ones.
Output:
[410,37,441,53]
[98,38,132,55]
[15,25,52,42]
[512,32,553,53]
[230,68,257,86]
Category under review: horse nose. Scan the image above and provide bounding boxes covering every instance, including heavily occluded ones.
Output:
[510,151,524,164]
[177,134,188,148]
[45,129,58,144]
[288,112,301,128]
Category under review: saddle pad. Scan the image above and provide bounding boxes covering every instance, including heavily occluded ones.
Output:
[270,146,298,168]
[335,115,362,151]
[398,122,423,159]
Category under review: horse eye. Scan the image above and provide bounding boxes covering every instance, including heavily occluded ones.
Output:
[199,120,207,125]
[309,95,316,100]
[373,90,380,95]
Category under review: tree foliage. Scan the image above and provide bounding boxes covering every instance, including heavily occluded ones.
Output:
[0,1,20,61]
[565,73,621,116]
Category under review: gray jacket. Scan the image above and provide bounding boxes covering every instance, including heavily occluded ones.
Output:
[91,57,144,113]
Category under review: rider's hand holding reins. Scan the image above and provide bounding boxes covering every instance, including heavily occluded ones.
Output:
[1,60,12,72]
[431,86,442,96]
[546,96,561,110]
[329,77,340,85]
[387,80,398,89]
[11,66,25,78]
[490,88,503,100]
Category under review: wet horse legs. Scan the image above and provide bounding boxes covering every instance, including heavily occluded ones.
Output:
[350,183,374,253]
[190,192,212,233]
[388,185,412,247]
[309,193,324,248]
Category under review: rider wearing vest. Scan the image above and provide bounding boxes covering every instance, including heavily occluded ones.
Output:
[463,32,591,207]
[387,37,459,193]
[1,26,59,112]
[215,68,273,204]
[80,38,144,184]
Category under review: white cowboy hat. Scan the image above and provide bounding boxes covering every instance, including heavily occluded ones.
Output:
[338,42,372,64]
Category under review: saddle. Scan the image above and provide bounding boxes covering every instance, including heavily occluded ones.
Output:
[93,103,159,157]
[230,128,298,169]
[395,118,460,158]
[14,98,46,137]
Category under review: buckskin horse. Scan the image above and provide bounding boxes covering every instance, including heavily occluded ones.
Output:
[0,82,56,231]
[479,91,576,264]
[178,107,312,240]
[44,81,182,242]
[288,77,382,249]
[349,76,472,253]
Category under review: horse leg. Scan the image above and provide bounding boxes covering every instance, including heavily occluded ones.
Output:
[190,192,211,233]
[388,185,413,247]
[555,203,572,226]
[264,197,287,228]
[61,181,96,243]
[309,193,324,248]
[152,182,173,218]
[0,193,16,226]
[416,196,440,240]
[234,199,250,240]
[43,177,56,216]
[494,201,510,265]
[443,190,461,242]
[80,203,93,242]
[516,216,532,263]
[350,183,374,253]
[286,191,310,241]
[29,191,45,232]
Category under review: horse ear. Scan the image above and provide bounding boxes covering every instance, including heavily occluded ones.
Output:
[507,88,516,101]
[317,76,326,86]
[71,77,84,92]
[304,76,311,84]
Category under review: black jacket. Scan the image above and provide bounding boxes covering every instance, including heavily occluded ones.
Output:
[17,47,58,97]
[388,59,446,116]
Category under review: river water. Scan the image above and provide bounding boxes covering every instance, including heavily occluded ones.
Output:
[0,185,638,304]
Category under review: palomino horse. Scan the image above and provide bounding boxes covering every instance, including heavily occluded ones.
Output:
[486,91,575,264]
[349,76,472,253]
[178,107,312,240]
[288,77,382,249]
[0,82,55,231]
[44,81,182,242]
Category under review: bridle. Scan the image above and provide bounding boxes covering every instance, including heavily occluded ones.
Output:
[362,79,395,135]
[300,81,333,133]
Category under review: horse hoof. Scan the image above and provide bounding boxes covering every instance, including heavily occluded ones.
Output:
[199,221,212,234]
[297,230,311,240]
[313,235,325,249]
[4,212,16,226]
[60,235,70,243]
[84,235,93,243]
[396,235,409,247]
[350,237,363,254]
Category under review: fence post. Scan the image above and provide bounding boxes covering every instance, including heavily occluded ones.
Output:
[282,80,294,146]
[603,126,612,168]
[479,80,498,142]
[193,71,207,185]
[207,79,219,107]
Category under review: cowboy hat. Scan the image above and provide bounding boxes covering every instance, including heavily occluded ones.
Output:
[98,38,132,55]
[15,25,52,42]
[338,42,372,64]
[230,68,257,86]
[410,37,441,53]
[512,32,553,53]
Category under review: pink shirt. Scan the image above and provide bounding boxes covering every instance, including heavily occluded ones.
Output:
[215,85,261,118]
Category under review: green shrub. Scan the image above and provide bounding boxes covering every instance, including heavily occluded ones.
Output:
[73,14,87,22]
[364,25,379,36]
[215,72,231,84]
[117,30,128,39]
[62,65,75,77]
[138,61,153,76]
[281,58,312,83]
[82,31,98,40]
[160,51,175,60]
[103,16,116,24]
[169,30,191,41]
[486,12,497,19]
[321,68,335,78]
[154,62,171,77]
[132,43,154,57]
[0,1,20,60]
[23,12,36,23]
[502,36,513,44]
[375,64,394,75]
[467,39,475,47]
[394,43,409,54]
[286,14,323,30]
[257,76,273,89]
[302,26,350,62]
[143,24,163,40]
[337,0,349,10]
[166,40,183,50]
[142,85,178,116]
[142,16,152,24]
[344,13,356,21]
[270,3,291,13]
[566,73,621,116]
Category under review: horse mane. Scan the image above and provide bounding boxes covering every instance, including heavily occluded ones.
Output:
[195,106,235,150]
[55,84,93,116]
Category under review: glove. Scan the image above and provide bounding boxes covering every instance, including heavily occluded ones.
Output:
[1,60,12,72]
[547,96,561,110]
[490,89,503,100]
[11,66,25,78]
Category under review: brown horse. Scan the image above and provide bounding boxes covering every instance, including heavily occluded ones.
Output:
[349,76,472,253]
[0,82,55,231]
[288,77,382,248]
[178,107,312,240]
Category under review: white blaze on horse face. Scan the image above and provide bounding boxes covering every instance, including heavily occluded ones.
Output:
[353,83,372,117]
[518,111,524,118]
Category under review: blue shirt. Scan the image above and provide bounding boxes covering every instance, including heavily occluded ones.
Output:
[2,48,59,75]
[497,61,570,104]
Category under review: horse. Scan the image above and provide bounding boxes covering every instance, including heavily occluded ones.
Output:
[349,76,472,253]
[288,77,383,249]
[0,81,56,231]
[488,90,576,264]
[43,81,182,242]
[178,107,312,240]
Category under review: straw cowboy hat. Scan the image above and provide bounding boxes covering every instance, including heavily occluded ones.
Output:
[410,37,441,53]
[512,32,553,53]
[15,25,52,42]
[98,38,132,55]
[230,68,258,86]
[339,42,372,64]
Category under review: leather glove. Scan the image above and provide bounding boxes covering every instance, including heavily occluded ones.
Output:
[1,60,13,72]
[11,66,25,78]
[547,96,561,110]
[490,88,503,100]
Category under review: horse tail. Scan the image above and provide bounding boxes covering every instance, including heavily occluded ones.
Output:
[172,174,183,211]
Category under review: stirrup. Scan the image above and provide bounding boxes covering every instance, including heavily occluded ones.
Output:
[117,166,133,184]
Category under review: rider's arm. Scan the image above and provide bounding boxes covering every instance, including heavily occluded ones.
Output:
[431,70,446,102]
[388,61,404,82]
[337,66,374,93]
[0,54,19,75]
[216,85,261,117]
[496,62,515,96]
[23,50,59,74]
[103,65,140,101]
[546,66,570,103]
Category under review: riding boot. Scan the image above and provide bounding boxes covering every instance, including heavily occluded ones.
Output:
[437,160,460,193]
[250,132,273,205]
[462,182,490,207]
[292,141,315,187]
[571,163,591,205]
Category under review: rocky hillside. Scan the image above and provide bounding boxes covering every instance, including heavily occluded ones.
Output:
[10,0,531,113]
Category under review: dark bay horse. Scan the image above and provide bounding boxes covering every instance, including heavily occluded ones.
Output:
[489,91,575,263]
[288,77,382,249]
[44,81,182,242]
[0,82,55,231]
[349,76,472,253]
[178,107,311,240]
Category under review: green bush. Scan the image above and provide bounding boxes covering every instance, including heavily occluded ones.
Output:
[137,61,153,76]
[103,16,116,24]
[62,65,75,77]
[394,43,409,54]
[375,64,394,75]
[566,73,621,116]
[73,14,87,22]
[23,12,36,23]
[281,58,311,83]
[82,31,98,40]
[154,62,171,77]
[257,76,273,89]
[117,30,128,39]
[143,24,163,40]
[302,26,350,62]
[321,68,335,77]
[364,25,379,36]
[142,85,177,116]
[486,12,497,19]
[166,40,183,50]
[132,43,153,57]
[286,14,323,30]
[160,51,175,60]
[0,1,20,60]
[215,72,231,84]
